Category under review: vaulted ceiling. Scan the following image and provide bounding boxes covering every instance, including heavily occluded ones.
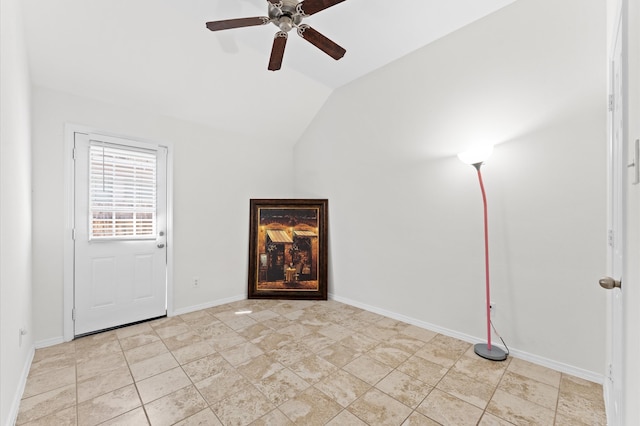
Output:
[22,0,517,145]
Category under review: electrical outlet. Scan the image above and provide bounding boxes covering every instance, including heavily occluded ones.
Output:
[193,277,199,288]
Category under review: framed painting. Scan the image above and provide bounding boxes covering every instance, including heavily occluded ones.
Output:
[248,199,328,300]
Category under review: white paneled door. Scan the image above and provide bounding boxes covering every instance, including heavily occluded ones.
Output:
[73,132,167,336]
[604,8,626,425]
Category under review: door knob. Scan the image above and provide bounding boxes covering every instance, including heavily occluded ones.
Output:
[157,243,165,248]
[599,276,622,289]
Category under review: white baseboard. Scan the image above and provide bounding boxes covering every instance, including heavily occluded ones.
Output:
[5,346,35,426]
[34,336,65,349]
[170,294,246,317]
[329,293,604,385]
[507,347,604,384]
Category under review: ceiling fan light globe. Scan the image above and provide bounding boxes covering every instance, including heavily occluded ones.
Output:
[278,16,294,32]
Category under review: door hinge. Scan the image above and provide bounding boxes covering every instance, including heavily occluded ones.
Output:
[608,94,614,112]
[71,228,76,240]
[72,308,76,321]
[609,363,614,383]
[72,147,76,160]
[608,229,614,247]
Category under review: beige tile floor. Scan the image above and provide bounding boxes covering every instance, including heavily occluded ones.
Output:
[17,300,606,425]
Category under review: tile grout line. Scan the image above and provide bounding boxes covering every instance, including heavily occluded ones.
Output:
[117,331,153,426]
[476,354,512,425]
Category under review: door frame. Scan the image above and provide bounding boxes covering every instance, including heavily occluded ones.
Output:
[63,123,174,341]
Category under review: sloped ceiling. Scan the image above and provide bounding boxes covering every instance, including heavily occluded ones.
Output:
[22,0,517,145]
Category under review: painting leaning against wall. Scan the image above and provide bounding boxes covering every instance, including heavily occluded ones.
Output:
[247,199,328,300]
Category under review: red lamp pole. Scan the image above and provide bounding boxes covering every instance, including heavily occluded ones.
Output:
[475,164,492,351]
[471,162,507,361]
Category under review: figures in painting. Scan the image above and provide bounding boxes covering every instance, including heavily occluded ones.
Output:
[256,208,319,291]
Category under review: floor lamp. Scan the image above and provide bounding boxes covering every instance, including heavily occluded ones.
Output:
[458,146,508,362]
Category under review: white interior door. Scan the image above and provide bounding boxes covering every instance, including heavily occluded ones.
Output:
[74,132,167,336]
[605,10,626,425]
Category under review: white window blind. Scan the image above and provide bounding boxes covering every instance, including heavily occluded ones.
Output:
[89,143,157,239]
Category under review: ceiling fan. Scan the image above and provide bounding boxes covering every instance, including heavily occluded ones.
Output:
[206,0,347,71]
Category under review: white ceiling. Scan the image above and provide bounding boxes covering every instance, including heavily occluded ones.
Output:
[22,0,517,145]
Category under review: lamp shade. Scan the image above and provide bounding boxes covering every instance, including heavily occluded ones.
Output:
[457,145,494,165]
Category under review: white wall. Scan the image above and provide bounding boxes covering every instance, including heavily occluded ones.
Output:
[294,0,607,377]
[31,87,295,343]
[0,0,34,424]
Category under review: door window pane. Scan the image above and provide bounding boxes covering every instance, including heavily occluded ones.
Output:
[89,144,157,239]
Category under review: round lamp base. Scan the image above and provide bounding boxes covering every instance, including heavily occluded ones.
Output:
[474,343,508,361]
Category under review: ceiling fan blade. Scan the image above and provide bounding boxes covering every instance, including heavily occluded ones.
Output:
[268,32,288,71]
[297,25,346,60]
[298,0,346,16]
[206,17,270,32]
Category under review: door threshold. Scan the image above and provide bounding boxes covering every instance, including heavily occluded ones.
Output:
[74,314,167,339]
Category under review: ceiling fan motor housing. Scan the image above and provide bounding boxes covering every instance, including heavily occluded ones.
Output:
[269,0,304,32]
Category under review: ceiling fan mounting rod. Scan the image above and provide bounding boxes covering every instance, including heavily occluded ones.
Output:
[281,0,300,10]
